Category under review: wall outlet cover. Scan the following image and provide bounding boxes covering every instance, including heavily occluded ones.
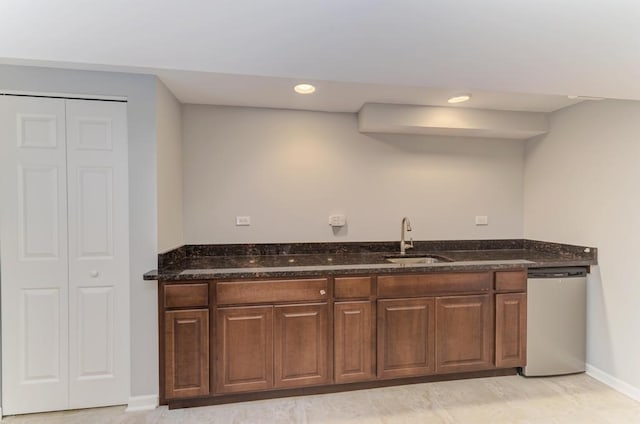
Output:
[328,214,346,227]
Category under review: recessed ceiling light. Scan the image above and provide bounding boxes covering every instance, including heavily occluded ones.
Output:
[447,94,472,104]
[294,83,316,94]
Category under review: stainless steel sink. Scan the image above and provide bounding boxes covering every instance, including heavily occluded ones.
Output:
[385,255,452,265]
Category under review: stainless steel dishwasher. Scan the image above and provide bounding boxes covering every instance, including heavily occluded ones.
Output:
[522,267,587,377]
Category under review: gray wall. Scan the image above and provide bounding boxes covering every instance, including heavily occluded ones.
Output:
[182,105,525,244]
[0,64,159,399]
[156,79,184,253]
[524,99,640,396]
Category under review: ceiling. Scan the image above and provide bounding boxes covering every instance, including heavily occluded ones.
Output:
[1,0,638,112]
[154,69,583,113]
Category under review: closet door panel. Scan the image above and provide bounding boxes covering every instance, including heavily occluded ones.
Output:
[66,99,130,408]
[0,96,69,415]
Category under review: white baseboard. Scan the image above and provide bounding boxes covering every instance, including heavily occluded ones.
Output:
[125,395,158,412]
[586,363,640,401]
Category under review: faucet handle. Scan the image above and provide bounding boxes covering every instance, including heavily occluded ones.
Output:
[407,238,414,250]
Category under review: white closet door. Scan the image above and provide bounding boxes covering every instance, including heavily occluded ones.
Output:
[65,99,129,408]
[0,96,70,415]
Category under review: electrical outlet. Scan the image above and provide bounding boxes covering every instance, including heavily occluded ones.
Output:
[328,214,346,227]
[235,216,251,226]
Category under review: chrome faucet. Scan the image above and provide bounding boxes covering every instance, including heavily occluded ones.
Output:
[400,217,414,255]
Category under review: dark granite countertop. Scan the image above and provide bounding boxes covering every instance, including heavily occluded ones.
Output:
[144,239,597,281]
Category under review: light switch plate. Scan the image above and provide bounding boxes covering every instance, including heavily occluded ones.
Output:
[236,216,251,226]
[475,215,489,226]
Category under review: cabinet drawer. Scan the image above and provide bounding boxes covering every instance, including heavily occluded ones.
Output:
[377,273,491,298]
[335,277,373,299]
[164,283,209,309]
[217,278,328,305]
[495,270,527,292]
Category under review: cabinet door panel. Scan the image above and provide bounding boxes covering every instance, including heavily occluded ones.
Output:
[377,298,435,379]
[436,295,493,373]
[334,301,374,383]
[216,306,273,393]
[165,309,209,399]
[274,303,329,388]
[496,293,527,367]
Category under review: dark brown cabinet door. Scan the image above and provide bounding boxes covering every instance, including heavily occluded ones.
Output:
[496,293,527,367]
[334,301,374,383]
[215,306,274,394]
[274,303,329,388]
[377,298,436,379]
[164,309,210,399]
[436,295,493,373]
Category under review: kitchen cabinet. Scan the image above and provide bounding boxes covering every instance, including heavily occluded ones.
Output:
[274,303,329,388]
[213,279,330,394]
[376,272,491,378]
[377,298,436,379]
[334,277,374,384]
[494,270,527,368]
[496,293,527,367]
[216,303,329,394]
[435,295,493,373]
[334,301,374,383]
[165,309,210,399]
[158,269,528,408]
[163,283,210,399]
[216,306,273,393]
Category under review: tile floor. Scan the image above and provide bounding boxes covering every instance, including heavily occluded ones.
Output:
[3,374,640,423]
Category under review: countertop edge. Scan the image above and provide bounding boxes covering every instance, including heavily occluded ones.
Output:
[143,258,595,282]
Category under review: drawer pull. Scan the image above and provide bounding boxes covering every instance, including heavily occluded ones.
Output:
[90,270,99,278]
[320,289,326,295]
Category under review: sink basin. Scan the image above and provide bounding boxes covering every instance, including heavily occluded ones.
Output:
[385,255,452,265]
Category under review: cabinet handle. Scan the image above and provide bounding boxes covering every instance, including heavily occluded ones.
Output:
[320,289,326,295]
[90,270,100,278]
